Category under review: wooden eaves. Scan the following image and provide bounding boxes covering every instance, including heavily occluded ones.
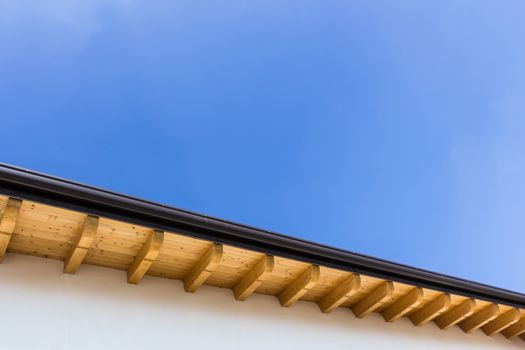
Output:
[0,163,524,342]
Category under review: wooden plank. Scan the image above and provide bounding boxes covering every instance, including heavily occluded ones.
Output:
[352,281,394,318]
[318,273,361,313]
[127,230,164,284]
[409,293,451,326]
[233,255,274,301]
[382,287,424,322]
[63,215,99,274]
[278,265,320,307]
[183,243,223,293]
[459,304,500,333]
[4,196,525,343]
[481,308,520,336]
[434,298,476,329]
[501,317,525,339]
[0,197,22,262]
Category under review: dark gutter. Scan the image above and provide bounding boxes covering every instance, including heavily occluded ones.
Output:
[0,162,523,308]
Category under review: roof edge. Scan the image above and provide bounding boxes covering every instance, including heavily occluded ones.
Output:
[0,163,523,308]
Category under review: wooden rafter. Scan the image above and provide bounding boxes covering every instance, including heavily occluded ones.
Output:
[2,193,525,344]
[481,308,520,336]
[233,254,274,301]
[409,293,451,326]
[183,243,223,293]
[127,230,164,284]
[352,281,394,319]
[318,273,360,314]
[63,215,99,274]
[501,317,525,339]
[0,197,22,263]
[382,287,424,322]
[278,265,320,307]
[458,304,499,333]
[434,298,476,330]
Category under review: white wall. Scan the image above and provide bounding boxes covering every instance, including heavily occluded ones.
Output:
[0,254,521,350]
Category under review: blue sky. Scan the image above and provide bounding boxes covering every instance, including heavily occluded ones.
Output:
[1,1,524,292]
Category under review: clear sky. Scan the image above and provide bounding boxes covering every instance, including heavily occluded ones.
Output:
[1,1,524,292]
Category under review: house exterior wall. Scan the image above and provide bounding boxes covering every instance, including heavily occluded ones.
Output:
[0,254,521,350]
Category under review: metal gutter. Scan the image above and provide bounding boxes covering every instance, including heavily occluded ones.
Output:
[0,162,523,308]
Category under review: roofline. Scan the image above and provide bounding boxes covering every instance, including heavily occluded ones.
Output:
[0,163,523,308]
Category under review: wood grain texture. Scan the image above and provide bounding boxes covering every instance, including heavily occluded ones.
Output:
[318,273,360,313]
[184,243,223,293]
[458,304,500,333]
[409,293,451,326]
[352,281,394,318]
[63,215,99,274]
[501,317,525,338]
[481,308,520,336]
[382,287,424,322]
[278,265,320,307]
[434,298,476,330]
[0,197,22,262]
[233,255,274,301]
[0,195,524,342]
[127,230,164,284]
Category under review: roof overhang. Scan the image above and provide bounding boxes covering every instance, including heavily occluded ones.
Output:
[0,163,523,341]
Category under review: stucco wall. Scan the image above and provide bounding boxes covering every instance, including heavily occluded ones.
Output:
[0,254,521,350]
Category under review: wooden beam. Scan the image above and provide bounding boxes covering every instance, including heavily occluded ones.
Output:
[352,281,394,318]
[63,215,99,274]
[481,308,520,336]
[501,317,525,339]
[409,293,451,326]
[318,273,361,313]
[382,287,424,322]
[127,230,164,284]
[0,197,22,263]
[434,298,476,329]
[233,255,274,301]
[278,265,320,307]
[458,304,499,333]
[183,243,223,293]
